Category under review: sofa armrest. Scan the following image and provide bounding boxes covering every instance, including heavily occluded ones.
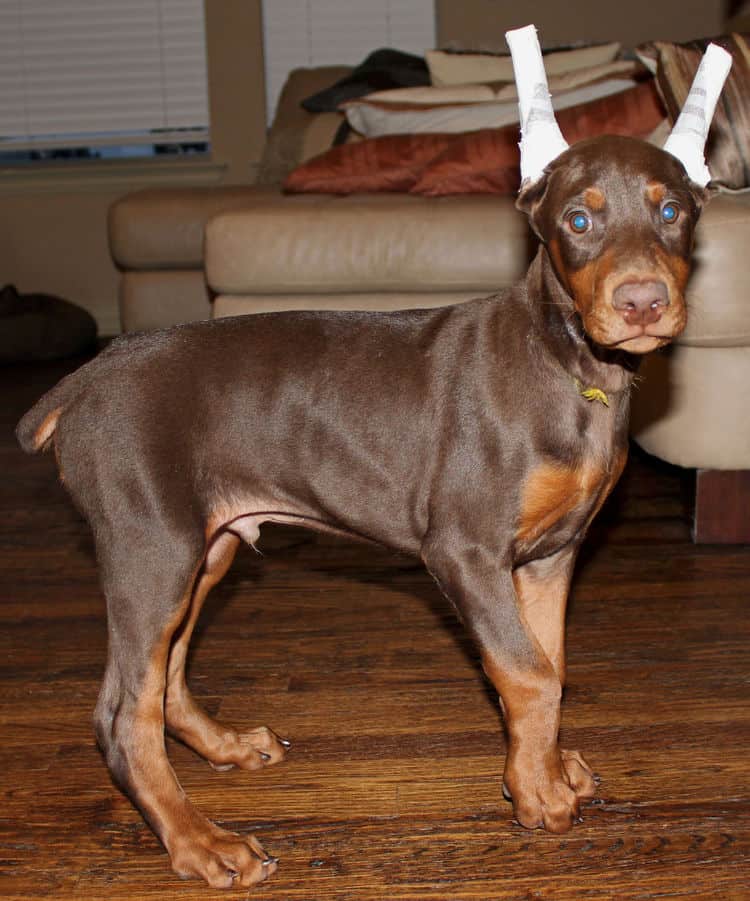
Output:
[108,185,270,271]
[257,65,353,185]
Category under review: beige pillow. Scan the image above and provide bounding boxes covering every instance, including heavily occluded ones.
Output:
[345,78,637,138]
[364,83,499,105]
[365,60,641,105]
[426,42,621,86]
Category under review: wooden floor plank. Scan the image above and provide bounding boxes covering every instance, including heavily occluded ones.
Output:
[1,352,748,899]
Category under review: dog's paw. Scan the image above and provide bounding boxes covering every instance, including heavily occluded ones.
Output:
[208,725,291,772]
[169,820,278,889]
[503,748,596,833]
[510,776,581,833]
[560,748,597,799]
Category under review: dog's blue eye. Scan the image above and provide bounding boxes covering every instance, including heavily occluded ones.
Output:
[661,202,679,223]
[569,212,590,234]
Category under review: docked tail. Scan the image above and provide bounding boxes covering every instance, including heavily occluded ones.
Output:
[17,379,71,453]
[16,362,96,454]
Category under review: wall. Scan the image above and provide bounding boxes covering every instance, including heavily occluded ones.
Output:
[0,1,265,336]
[436,0,726,48]
[0,0,729,335]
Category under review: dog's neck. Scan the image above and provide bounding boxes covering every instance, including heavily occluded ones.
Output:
[524,247,638,398]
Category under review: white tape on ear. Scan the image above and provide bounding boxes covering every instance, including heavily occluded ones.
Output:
[663,42,732,187]
[505,24,569,185]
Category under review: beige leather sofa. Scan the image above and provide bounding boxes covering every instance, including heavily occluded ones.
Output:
[108,66,750,542]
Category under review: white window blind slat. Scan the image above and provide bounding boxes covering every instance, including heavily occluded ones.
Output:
[262,0,436,125]
[0,0,209,149]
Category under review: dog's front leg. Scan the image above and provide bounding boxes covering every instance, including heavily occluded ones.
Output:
[511,548,597,818]
[424,542,591,833]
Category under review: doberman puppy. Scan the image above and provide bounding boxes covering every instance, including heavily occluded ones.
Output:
[17,134,707,888]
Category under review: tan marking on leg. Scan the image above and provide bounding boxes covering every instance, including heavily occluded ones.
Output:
[165,530,288,770]
[488,547,600,828]
[482,646,580,833]
[124,569,276,888]
[513,550,576,683]
[165,533,239,755]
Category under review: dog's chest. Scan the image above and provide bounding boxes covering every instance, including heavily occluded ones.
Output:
[513,446,627,561]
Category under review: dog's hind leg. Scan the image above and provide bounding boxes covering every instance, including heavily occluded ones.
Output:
[93,522,277,889]
[163,530,289,771]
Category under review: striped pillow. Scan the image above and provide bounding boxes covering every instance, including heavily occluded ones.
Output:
[637,34,750,189]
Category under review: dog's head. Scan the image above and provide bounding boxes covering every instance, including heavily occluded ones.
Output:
[505,25,731,354]
[517,135,707,354]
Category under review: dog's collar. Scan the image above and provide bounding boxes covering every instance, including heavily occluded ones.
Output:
[574,378,610,407]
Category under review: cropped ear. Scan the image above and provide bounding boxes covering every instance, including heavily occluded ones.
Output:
[516,171,551,240]
[693,180,717,209]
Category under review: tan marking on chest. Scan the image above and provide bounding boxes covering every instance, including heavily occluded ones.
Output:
[586,446,628,526]
[517,462,605,547]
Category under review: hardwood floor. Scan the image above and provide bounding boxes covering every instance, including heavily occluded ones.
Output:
[1,351,748,900]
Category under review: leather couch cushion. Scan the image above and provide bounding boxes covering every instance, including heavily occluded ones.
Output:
[680,191,750,347]
[205,192,531,294]
[205,190,750,348]
[109,185,265,270]
[119,271,211,333]
[212,291,487,319]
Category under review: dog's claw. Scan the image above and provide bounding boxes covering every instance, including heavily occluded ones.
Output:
[279,737,292,749]
[262,856,280,867]
[259,751,272,762]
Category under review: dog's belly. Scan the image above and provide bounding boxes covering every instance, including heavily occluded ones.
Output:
[205,504,377,570]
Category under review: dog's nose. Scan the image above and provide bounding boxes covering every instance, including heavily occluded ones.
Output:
[611,280,669,325]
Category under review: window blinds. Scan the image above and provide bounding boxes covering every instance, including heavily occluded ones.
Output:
[262,0,436,124]
[0,0,209,150]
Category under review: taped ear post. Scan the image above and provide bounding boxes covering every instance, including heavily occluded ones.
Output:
[662,42,732,187]
[505,24,569,187]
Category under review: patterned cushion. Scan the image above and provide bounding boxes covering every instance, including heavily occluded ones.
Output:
[637,34,750,189]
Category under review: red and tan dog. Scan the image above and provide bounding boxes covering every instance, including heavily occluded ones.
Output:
[17,27,730,889]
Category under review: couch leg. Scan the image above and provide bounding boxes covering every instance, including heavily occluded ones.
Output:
[694,470,750,544]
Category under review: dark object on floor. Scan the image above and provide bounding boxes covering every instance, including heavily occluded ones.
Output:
[301,47,430,113]
[0,284,98,363]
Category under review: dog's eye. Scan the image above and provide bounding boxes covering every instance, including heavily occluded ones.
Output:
[661,202,680,223]
[568,211,591,234]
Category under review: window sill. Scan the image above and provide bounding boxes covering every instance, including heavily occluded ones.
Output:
[0,156,230,194]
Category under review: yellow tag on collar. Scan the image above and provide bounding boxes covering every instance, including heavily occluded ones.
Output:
[574,378,610,407]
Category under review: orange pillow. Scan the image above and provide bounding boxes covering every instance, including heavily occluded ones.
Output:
[283,132,453,194]
[284,80,665,196]
[412,80,665,196]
